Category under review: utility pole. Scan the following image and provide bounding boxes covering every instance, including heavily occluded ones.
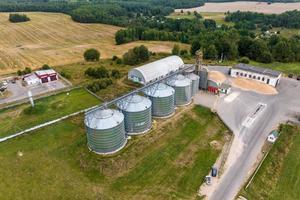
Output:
[27,90,34,107]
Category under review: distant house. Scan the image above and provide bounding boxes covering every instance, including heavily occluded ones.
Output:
[230,64,282,87]
[267,130,279,143]
[23,69,58,86]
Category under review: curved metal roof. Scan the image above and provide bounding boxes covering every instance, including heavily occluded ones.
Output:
[169,74,192,87]
[144,83,175,98]
[85,109,124,130]
[128,56,184,84]
[117,95,152,113]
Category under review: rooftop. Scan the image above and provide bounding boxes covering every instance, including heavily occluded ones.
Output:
[35,69,57,76]
[128,56,184,84]
[235,63,281,78]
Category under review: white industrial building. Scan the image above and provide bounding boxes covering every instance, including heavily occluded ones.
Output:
[128,56,184,85]
[23,74,41,86]
[23,69,58,86]
[230,64,282,87]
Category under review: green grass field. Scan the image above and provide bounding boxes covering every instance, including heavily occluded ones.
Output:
[249,61,300,75]
[204,59,300,75]
[0,88,100,138]
[168,12,233,26]
[241,124,300,200]
[0,106,230,200]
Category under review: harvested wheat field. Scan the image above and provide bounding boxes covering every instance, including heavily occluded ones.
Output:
[232,77,277,95]
[0,12,189,75]
[176,1,300,14]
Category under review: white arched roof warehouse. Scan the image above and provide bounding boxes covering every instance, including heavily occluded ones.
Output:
[128,56,184,85]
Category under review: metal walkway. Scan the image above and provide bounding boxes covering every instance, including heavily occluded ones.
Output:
[86,64,195,114]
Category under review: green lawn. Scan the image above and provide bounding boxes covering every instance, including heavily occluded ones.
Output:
[241,124,300,200]
[168,12,233,26]
[0,106,229,200]
[272,28,300,38]
[204,59,300,75]
[0,88,100,138]
[249,61,300,75]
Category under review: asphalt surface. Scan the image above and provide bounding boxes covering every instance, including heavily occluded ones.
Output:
[195,66,300,200]
[0,79,66,105]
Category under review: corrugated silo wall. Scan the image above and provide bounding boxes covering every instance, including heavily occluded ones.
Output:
[191,76,200,96]
[174,84,192,106]
[199,70,208,90]
[86,121,126,154]
[150,95,175,117]
[123,108,152,134]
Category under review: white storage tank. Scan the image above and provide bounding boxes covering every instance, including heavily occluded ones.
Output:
[167,74,192,106]
[117,95,152,135]
[143,83,175,118]
[84,109,127,154]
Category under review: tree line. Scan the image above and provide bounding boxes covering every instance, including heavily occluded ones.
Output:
[225,10,300,29]
[0,0,204,26]
[9,13,30,23]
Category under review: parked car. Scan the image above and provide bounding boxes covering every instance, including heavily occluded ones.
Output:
[1,80,8,86]
[297,75,300,81]
[211,167,218,177]
[11,79,16,84]
[288,74,294,78]
[0,83,7,92]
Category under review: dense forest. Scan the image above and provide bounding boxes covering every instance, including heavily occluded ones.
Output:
[225,10,300,29]
[115,10,300,63]
[0,0,203,26]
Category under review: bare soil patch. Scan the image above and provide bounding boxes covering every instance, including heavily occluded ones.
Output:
[176,1,300,14]
[232,77,277,95]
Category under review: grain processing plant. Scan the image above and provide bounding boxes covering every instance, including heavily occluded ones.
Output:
[84,55,203,154]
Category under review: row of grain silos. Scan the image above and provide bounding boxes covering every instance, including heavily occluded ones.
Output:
[84,73,200,155]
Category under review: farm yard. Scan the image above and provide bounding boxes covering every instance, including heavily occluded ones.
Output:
[176,2,300,14]
[0,105,230,200]
[0,12,189,75]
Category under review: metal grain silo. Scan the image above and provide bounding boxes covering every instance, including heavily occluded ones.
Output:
[187,73,200,96]
[84,109,126,154]
[199,68,208,90]
[143,83,175,118]
[168,74,192,106]
[117,95,152,135]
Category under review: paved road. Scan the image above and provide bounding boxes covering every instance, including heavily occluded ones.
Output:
[210,78,300,200]
[194,71,300,200]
